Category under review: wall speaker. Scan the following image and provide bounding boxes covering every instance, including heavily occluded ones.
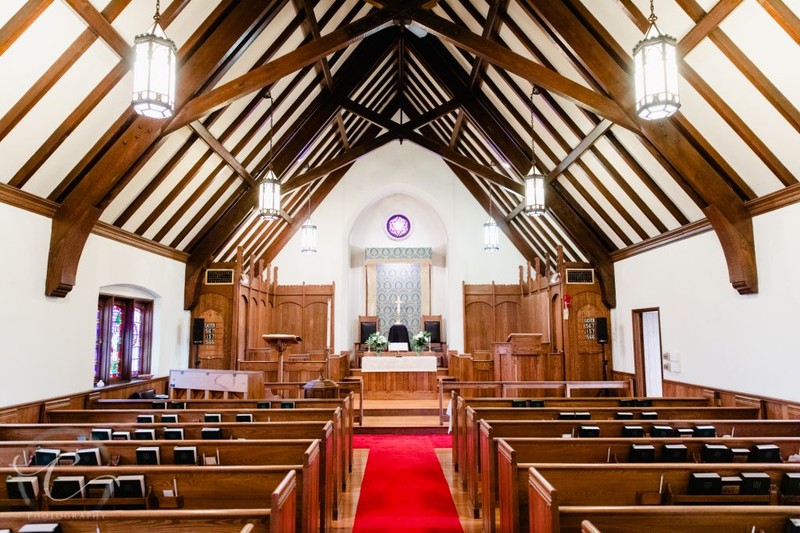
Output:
[596,317,608,344]
[192,318,205,345]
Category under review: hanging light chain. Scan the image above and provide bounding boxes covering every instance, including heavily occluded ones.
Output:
[267,92,274,170]
[154,0,161,22]
[529,87,537,168]
[648,0,657,24]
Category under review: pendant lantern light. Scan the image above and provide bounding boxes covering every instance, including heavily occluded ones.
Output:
[633,0,680,120]
[523,87,546,216]
[483,188,499,252]
[300,193,317,254]
[257,93,281,220]
[132,0,177,119]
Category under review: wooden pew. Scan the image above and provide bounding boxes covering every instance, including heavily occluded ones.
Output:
[562,507,800,533]
[47,406,352,488]
[0,421,335,531]
[0,465,312,532]
[451,396,713,472]
[523,464,800,533]
[86,394,355,476]
[463,406,761,516]
[488,437,800,533]
[0,508,287,533]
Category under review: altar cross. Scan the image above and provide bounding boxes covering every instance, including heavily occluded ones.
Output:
[393,296,404,324]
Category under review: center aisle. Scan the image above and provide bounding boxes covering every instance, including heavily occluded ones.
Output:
[352,434,463,533]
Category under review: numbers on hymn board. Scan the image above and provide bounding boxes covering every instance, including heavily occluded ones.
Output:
[583,317,596,340]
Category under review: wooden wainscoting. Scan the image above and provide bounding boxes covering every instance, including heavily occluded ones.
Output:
[612,370,800,419]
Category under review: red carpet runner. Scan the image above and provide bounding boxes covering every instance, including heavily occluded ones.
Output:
[352,434,463,532]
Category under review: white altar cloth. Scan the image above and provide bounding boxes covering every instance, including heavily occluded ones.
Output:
[361,355,437,372]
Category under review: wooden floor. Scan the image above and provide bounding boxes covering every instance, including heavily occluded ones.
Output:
[333,398,482,532]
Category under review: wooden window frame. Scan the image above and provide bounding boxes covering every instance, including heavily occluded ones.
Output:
[95,294,153,384]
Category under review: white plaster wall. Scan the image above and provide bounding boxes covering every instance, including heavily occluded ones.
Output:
[612,202,800,401]
[272,141,527,353]
[0,203,190,406]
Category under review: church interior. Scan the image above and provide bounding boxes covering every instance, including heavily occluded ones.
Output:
[0,0,799,531]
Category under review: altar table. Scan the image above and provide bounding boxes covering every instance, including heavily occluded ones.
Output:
[361,355,437,372]
[360,355,439,399]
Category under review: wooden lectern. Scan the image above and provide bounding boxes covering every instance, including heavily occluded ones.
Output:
[262,334,302,382]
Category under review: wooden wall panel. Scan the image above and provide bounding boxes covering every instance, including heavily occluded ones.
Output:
[194,292,233,370]
[464,300,492,355]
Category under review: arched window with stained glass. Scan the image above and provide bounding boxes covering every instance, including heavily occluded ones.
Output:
[95,295,152,384]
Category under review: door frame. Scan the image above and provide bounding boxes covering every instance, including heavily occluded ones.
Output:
[631,307,664,397]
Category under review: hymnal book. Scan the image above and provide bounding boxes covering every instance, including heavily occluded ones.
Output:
[618,399,636,407]
[578,425,600,438]
[574,412,591,420]
[622,425,644,438]
[688,472,721,495]
[34,448,61,466]
[650,425,675,438]
[636,399,653,407]
[134,429,156,440]
[135,446,161,465]
[257,402,271,409]
[786,518,800,533]
[661,443,688,462]
[615,411,634,420]
[236,413,254,423]
[173,446,197,465]
[163,427,184,440]
[115,475,145,498]
[640,411,659,420]
[90,428,112,441]
[169,402,186,410]
[19,525,62,533]
[112,431,131,440]
[6,475,40,499]
[701,443,733,463]
[731,447,751,463]
[740,472,770,495]
[720,475,742,495]
[85,478,115,499]
[558,412,576,420]
[204,413,222,423]
[57,452,77,466]
[629,444,655,463]
[76,447,101,466]
[752,443,781,463]
[528,400,545,408]
[781,473,800,495]
[693,425,716,437]
[152,401,167,410]
[676,427,695,437]
[511,400,527,408]
[280,401,295,409]
[50,475,85,499]
[161,414,179,423]
[201,427,223,440]
[136,414,155,423]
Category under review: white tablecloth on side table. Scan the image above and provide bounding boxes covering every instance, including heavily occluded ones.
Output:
[361,355,437,372]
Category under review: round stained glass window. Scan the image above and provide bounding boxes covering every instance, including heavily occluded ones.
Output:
[386,213,411,240]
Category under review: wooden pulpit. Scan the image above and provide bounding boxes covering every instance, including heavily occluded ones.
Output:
[493,333,543,383]
[262,334,302,382]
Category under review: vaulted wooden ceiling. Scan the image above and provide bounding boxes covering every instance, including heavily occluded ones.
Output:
[0,0,797,309]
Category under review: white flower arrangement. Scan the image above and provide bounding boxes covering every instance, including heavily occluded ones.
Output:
[366,332,388,353]
[410,330,431,353]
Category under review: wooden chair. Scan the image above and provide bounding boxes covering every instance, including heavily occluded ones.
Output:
[422,315,446,365]
[354,316,379,367]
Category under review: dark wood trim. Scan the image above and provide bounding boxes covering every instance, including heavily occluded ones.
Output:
[746,182,800,216]
[93,222,189,263]
[62,0,132,64]
[190,121,257,185]
[678,0,745,54]
[758,0,800,46]
[610,220,713,262]
[0,0,54,58]
[0,183,57,217]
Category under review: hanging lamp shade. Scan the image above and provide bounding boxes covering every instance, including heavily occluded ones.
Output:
[301,218,317,253]
[132,3,177,119]
[256,168,281,220]
[523,166,546,216]
[483,217,499,252]
[633,2,680,120]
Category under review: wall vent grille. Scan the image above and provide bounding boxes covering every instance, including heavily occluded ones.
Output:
[566,268,595,284]
[204,269,234,285]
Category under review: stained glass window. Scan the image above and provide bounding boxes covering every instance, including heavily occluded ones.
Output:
[131,306,143,377]
[109,304,124,380]
[94,302,102,381]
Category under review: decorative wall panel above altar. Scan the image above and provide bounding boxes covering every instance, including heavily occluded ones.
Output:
[365,247,431,336]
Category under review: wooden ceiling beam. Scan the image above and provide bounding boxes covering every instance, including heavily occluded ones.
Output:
[0,0,54,57]
[678,0,745,54]
[190,121,257,186]
[167,8,402,132]
[758,0,800,45]
[464,0,510,89]
[408,9,638,130]
[62,0,132,65]
[529,0,757,294]
[44,0,277,297]
[183,31,397,308]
